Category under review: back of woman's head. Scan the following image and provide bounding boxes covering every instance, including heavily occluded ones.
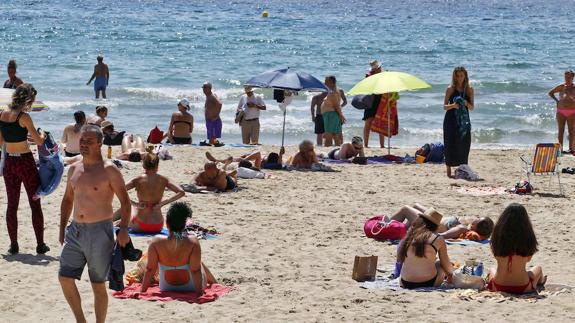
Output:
[166,202,192,232]
[74,110,86,125]
[398,216,438,262]
[490,203,538,257]
[10,83,36,111]
[7,59,17,70]
[142,152,159,170]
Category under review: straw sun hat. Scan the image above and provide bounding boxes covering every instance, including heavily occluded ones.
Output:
[420,208,443,226]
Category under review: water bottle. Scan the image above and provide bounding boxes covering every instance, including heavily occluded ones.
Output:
[473,262,483,277]
[107,146,112,159]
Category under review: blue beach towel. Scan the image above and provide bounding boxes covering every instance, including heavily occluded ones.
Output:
[36,131,64,197]
[123,227,217,239]
[446,239,490,246]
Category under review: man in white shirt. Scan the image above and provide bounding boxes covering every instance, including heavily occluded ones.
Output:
[236,86,266,144]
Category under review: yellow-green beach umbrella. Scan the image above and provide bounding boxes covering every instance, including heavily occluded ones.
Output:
[347,71,431,95]
[347,71,431,154]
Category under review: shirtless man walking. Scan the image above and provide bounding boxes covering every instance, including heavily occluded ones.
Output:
[549,70,575,153]
[58,125,131,323]
[203,82,223,145]
[86,55,109,99]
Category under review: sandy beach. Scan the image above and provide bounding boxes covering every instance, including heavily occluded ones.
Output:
[1,145,574,322]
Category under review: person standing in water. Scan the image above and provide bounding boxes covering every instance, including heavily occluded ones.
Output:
[3,59,23,89]
[86,55,109,99]
[202,82,223,145]
[443,66,474,178]
[321,75,346,147]
[548,70,575,153]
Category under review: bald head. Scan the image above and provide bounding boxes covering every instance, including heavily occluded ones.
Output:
[202,82,213,95]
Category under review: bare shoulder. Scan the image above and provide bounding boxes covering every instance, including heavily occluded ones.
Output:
[187,235,200,246]
[104,161,122,176]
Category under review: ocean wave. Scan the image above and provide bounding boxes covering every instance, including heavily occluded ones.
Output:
[471,80,547,93]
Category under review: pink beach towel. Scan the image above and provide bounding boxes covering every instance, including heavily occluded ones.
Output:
[112,283,233,304]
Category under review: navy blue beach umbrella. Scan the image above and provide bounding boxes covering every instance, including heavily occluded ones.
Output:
[245,68,327,146]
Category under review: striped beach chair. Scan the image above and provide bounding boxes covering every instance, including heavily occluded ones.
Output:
[520,143,563,195]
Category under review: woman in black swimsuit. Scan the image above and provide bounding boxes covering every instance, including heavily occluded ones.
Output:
[168,98,194,144]
[443,66,474,178]
[3,60,23,89]
[397,208,454,289]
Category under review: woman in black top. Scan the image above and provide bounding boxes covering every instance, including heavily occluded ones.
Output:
[0,83,48,254]
[443,67,474,178]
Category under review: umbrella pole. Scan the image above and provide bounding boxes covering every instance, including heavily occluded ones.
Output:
[387,97,391,155]
[281,108,286,147]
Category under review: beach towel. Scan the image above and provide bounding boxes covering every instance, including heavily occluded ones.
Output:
[36,131,64,197]
[319,154,416,165]
[124,226,217,240]
[446,239,490,246]
[112,283,233,304]
[370,95,398,136]
[453,284,573,303]
[451,185,508,196]
[359,276,453,292]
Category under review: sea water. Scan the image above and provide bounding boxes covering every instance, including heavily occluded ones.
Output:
[1,0,573,147]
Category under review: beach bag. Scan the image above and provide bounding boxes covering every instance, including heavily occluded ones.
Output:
[351,95,374,110]
[352,255,378,282]
[235,110,245,125]
[36,131,64,198]
[147,126,164,144]
[0,144,5,176]
[370,95,398,136]
[454,164,479,181]
[364,215,407,241]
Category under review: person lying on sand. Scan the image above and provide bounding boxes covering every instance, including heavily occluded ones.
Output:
[205,147,285,171]
[141,202,217,296]
[101,120,126,146]
[290,140,318,169]
[486,203,546,294]
[113,153,185,233]
[322,136,365,160]
[383,203,494,241]
[397,208,454,289]
[194,162,237,192]
[117,135,152,162]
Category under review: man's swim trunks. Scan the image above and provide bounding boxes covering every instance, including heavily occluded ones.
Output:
[94,76,107,92]
[59,220,115,283]
[206,117,222,139]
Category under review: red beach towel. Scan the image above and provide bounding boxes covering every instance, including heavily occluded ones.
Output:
[370,96,398,137]
[112,283,233,304]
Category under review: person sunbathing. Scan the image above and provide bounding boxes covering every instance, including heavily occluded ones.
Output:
[205,151,263,169]
[397,208,454,289]
[439,215,494,241]
[113,153,185,233]
[290,140,318,169]
[486,203,546,294]
[141,202,217,295]
[385,203,494,241]
[325,136,365,160]
[194,162,237,192]
[117,135,151,162]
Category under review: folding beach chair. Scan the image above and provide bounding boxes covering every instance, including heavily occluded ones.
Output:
[520,143,563,195]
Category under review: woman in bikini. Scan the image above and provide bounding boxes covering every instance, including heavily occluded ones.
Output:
[141,202,217,295]
[115,153,184,233]
[397,208,454,289]
[3,60,23,89]
[168,98,194,144]
[486,203,546,294]
[548,70,575,153]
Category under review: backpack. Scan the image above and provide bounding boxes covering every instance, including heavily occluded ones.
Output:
[147,126,164,144]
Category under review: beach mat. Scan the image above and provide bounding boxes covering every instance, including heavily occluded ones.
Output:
[112,283,233,304]
[453,284,573,303]
[122,227,217,239]
[359,276,452,292]
[320,155,416,165]
[446,239,490,246]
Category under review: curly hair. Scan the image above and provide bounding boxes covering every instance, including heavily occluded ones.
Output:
[9,83,37,111]
[166,202,192,232]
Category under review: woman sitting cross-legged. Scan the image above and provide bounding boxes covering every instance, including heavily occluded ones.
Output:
[486,203,546,294]
[397,208,454,289]
[141,202,217,295]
